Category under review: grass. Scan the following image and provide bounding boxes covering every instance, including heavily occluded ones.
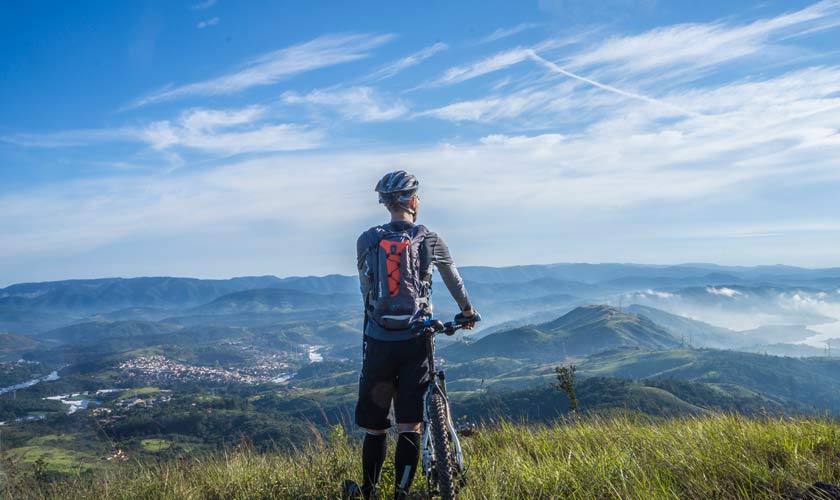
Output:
[116,387,162,401]
[3,414,839,499]
[4,446,99,475]
[139,439,171,452]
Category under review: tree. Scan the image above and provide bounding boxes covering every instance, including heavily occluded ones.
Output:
[553,365,578,411]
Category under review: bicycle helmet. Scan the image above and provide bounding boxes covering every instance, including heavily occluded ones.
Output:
[375,170,419,205]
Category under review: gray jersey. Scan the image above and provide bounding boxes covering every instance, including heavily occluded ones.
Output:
[357,221,472,341]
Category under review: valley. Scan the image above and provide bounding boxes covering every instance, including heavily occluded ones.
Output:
[2,262,840,477]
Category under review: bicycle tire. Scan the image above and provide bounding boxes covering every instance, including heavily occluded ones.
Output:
[429,391,458,500]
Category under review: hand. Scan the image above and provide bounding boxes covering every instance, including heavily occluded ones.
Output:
[456,309,477,330]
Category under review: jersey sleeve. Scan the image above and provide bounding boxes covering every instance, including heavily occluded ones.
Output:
[428,232,473,312]
[357,232,372,304]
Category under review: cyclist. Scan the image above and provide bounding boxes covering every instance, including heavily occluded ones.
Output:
[344,171,477,500]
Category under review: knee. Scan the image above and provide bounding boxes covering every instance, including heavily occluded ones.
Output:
[397,422,422,433]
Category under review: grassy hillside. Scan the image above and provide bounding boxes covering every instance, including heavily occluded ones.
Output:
[4,415,839,499]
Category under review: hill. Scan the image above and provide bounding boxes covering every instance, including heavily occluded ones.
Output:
[626,304,746,348]
[0,332,40,351]
[738,324,821,343]
[0,276,287,313]
[446,305,680,361]
[38,320,181,345]
[3,415,838,500]
[454,376,784,421]
[580,348,840,411]
[186,288,359,315]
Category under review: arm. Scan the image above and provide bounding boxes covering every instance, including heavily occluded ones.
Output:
[357,233,372,304]
[429,233,473,313]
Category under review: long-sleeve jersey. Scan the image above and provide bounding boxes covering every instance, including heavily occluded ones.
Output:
[357,221,472,341]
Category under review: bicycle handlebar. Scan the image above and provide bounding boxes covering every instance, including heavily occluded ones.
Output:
[410,313,482,336]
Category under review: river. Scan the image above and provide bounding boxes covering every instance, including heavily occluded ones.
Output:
[0,370,60,395]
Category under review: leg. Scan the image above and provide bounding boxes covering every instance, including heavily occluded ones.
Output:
[392,337,431,500]
[394,423,423,500]
[361,428,389,500]
[355,337,398,500]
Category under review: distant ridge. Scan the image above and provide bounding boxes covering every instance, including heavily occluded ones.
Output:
[445,305,681,361]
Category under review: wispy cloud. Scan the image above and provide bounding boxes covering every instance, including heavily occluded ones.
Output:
[418,86,560,122]
[531,51,703,117]
[568,0,840,80]
[424,38,583,88]
[128,33,394,108]
[430,48,534,86]
[142,105,324,154]
[429,2,840,93]
[421,49,701,122]
[192,0,217,10]
[197,17,220,29]
[4,105,325,155]
[367,42,448,81]
[1,128,142,148]
[478,23,540,44]
[282,86,407,122]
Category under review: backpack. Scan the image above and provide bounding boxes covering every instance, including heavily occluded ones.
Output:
[365,224,431,330]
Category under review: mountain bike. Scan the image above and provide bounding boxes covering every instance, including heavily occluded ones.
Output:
[410,313,480,500]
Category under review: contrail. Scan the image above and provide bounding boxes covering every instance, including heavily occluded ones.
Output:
[527,50,704,118]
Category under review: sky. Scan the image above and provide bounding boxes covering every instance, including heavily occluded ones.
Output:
[1,0,840,286]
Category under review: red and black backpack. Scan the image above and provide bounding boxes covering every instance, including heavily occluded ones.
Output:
[364,225,431,330]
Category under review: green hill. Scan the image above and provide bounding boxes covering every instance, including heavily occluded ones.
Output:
[4,415,839,500]
[446,305,681,361]
[580,348,840,411]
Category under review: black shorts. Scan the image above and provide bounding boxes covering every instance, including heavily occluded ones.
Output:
[355,335,430,430]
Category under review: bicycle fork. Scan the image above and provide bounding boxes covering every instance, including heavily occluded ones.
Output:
[421,377,466,484]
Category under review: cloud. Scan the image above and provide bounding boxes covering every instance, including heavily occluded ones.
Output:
[3,105,324,155]
[1,128,142,148]
[192,0,217,9]
[567,0,840,80]
[429,48,534,86]
[478,23,541,44]
[367,42,448,81]
[197,17,219,29]
[282,87,407,122]
[421,49,701,122]
[418,86,560,122]
[128,33,394,108]
[142,105,324,154]
[706,287,743,298]
[635,289,677,299]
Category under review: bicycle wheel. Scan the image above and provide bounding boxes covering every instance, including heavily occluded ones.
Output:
[429,391,458,500]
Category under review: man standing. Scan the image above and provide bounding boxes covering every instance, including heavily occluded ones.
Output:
[344,171,477,500]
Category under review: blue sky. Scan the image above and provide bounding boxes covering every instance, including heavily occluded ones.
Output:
[2,0,840,285]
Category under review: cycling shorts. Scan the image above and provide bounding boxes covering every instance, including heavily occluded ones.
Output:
[354,335,431,430]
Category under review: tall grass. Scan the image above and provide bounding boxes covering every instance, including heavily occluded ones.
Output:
[4,414,839,499]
